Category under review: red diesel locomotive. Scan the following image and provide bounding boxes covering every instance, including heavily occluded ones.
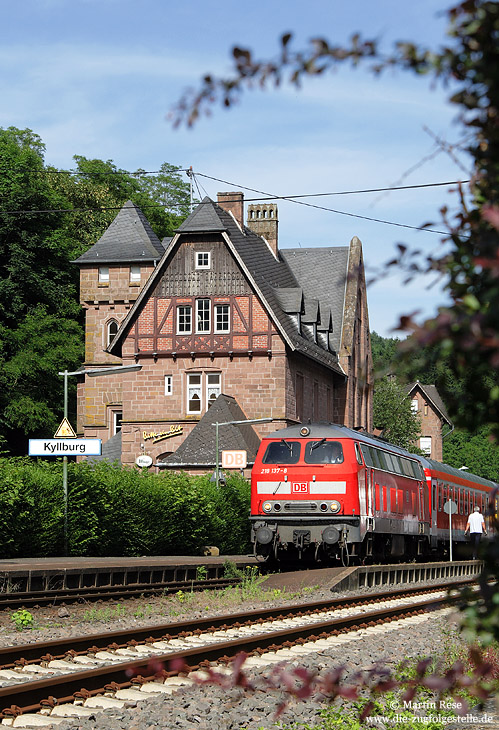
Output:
[250,423,497,564]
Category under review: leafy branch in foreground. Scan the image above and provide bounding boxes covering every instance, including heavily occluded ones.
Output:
[166,647,497,724]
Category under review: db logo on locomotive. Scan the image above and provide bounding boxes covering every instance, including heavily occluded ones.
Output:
[293,483,308,493]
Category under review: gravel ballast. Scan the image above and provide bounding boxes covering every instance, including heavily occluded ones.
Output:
[1,581,496,729]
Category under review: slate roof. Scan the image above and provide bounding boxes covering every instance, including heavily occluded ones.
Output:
[87,431,122,464]
[107,197,351,375]
[73,201,165,264]
[406,381,453,426]
[280,248,350,354]
[176,196,229,233]
[160,394,261,467]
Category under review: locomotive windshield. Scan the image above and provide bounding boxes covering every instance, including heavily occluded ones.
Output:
[262,440,300,464]
[305,440,344,464]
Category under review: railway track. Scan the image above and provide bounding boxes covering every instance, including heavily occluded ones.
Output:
[0,580,472,725]
[0,576,242,611]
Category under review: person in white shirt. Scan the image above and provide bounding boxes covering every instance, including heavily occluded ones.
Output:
[464,506,487,559]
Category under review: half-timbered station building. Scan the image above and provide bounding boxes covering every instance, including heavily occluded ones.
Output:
[74,192,372,469]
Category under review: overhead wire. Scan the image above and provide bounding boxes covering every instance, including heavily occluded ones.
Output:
[0,166,469,236]
[194,172,466,236]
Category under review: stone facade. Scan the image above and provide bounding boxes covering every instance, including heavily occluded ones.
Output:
[407,382,453,461]
[74,193,373,468]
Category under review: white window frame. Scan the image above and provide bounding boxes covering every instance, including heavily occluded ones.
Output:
[164,375,173,396]
[214,303,230,333]
[106,319,119,347]
[130,265,141,283]
[411,398,418,412]
[177,305,192,334]
[196,252,211,269]
[420,436,432,455]
[112,411,123,435]
[187,373,202,413]
[196,298,211,333]
[98,266,109,283]
[206,372,221,408]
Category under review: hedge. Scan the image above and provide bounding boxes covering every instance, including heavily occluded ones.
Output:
[0,458,251,557]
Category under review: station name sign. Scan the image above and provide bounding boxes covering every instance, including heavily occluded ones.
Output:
[29,439,102,456]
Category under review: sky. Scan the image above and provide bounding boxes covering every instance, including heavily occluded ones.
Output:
[1,0,470,338]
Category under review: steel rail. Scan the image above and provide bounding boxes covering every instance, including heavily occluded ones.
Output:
[0,591,456,718]
[0,576,241,610]
[0,579,473,668]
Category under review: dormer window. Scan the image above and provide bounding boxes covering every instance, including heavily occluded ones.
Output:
[196,252,211,269]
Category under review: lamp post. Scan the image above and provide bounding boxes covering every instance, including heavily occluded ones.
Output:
[213,417,273,488]
[58,364,142,554]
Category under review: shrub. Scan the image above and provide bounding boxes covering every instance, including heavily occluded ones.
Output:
[0,458,251,557]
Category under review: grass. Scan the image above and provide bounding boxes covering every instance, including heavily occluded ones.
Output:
[82,602,128,622]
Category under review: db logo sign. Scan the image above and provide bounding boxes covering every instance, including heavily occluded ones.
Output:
[292,482,308,493]
[221,450,247,469]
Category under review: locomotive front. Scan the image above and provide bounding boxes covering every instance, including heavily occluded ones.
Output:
[250,424,363,563]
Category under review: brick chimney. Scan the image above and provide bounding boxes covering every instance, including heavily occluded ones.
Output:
[217,191,244,229]
[246,203,279,255]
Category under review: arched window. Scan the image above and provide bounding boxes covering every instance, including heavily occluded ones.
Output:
[106,319,119,347]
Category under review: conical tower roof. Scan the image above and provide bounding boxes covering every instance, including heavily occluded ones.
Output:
[73,201,165,264]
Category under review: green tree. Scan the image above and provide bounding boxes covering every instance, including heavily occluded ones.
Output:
[443,425,499,481]
[373,376,422,451]
[0,129,192,454]
[370,331,402,374]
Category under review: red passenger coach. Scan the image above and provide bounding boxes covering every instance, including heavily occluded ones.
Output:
[421,457,497,553]
[250,423,430,565]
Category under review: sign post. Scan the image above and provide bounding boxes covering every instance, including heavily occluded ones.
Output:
[444,498,458,562]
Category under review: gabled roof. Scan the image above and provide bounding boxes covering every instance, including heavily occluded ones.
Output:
[108,197,345,375]
[73,201,165,264]
[280,247,350,354]
[406,381,453,426]
[176,196,228,233]
[159,394,261,467]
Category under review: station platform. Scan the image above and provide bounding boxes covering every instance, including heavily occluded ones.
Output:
[0,555,257,593]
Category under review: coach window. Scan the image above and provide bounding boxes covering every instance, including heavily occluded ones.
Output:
[354,443,363,465]
[384,452,394,472]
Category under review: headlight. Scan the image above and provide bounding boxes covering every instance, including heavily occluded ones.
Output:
[262,502,272,512]
[330,500,341,513]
